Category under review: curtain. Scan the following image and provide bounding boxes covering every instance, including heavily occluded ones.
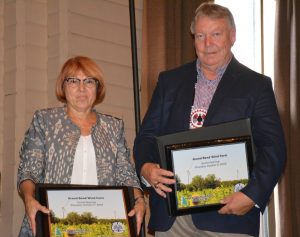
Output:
[141,0,208,116]
[274,0,300,236]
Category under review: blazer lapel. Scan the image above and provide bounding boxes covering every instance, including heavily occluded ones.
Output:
[166,62,197,133]
[204,57,241,126]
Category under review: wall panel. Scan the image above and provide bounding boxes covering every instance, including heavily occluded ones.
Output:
[0,0,143,235]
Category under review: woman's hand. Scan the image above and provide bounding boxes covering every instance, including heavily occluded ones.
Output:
[128,197,146,235]
[24,195,50,236]
[128,188,146,236]
[19,180,49,236]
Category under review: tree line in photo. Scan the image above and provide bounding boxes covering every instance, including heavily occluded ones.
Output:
[50,211,129,236]
[50,211,127,225]
[176,174,248,192]
[176,174,248,208]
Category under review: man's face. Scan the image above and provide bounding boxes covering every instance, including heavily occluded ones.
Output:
[194,16,236,70]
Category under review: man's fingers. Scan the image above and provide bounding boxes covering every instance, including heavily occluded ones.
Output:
[154,182,174,198]
[158,169,174,178]
[218,205,231,214]
[153,169,176,186]
[156,183,172,192]
[154,187,167,198]
[159,176,176,185]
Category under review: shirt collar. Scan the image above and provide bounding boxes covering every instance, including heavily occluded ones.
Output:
[196,57,232,80]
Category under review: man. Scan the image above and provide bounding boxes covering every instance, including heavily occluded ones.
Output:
[133,2,286,237]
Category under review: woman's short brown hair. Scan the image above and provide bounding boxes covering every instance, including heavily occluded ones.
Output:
[56,56,106,106]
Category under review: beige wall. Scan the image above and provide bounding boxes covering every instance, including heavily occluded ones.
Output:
[0,0,143,236]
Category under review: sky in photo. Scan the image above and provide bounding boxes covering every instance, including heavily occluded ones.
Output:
[172,142,249,184]
[47,189,127,219]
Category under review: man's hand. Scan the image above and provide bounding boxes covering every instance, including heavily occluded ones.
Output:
[141,163,176,198]
[218,192,255,215]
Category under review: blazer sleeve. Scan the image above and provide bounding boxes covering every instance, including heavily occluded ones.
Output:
[17,110,46,190]
[133,75,166,177]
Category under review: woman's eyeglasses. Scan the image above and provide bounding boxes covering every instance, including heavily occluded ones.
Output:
[64,77,98,88]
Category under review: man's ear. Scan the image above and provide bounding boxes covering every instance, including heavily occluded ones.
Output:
[230,29,236,46]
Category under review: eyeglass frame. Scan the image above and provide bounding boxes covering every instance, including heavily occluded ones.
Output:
[64,77,99,88]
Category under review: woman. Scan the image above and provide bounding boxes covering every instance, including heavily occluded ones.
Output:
[17,56,145,236]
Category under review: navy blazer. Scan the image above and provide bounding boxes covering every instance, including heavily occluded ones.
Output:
[133,57,286,236]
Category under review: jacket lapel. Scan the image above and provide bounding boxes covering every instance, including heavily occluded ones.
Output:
[166,62,197,133]
[204,57,241,126]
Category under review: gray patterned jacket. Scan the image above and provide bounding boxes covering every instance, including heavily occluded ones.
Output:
[17,107,141,236]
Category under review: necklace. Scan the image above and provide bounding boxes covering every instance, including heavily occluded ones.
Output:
[189,60,226,129]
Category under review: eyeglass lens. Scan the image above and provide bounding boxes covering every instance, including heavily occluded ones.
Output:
[65,77,97,87]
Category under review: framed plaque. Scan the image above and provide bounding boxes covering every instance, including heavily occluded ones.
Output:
[156,119,255,216]
[35,184,136,237]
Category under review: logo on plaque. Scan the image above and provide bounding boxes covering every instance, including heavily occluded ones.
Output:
[111,221,125,233]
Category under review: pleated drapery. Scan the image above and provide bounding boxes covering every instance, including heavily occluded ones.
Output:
[274,0,300,236]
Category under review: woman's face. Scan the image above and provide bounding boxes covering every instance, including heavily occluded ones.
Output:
[64,70,97,113]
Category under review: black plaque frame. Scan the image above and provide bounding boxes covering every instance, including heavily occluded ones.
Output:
[156,119,255,216]
[35,184,136,237]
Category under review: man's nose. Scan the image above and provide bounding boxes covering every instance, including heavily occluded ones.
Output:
[204,35,213,46]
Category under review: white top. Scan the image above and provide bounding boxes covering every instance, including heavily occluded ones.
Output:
[71,135,98,185]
